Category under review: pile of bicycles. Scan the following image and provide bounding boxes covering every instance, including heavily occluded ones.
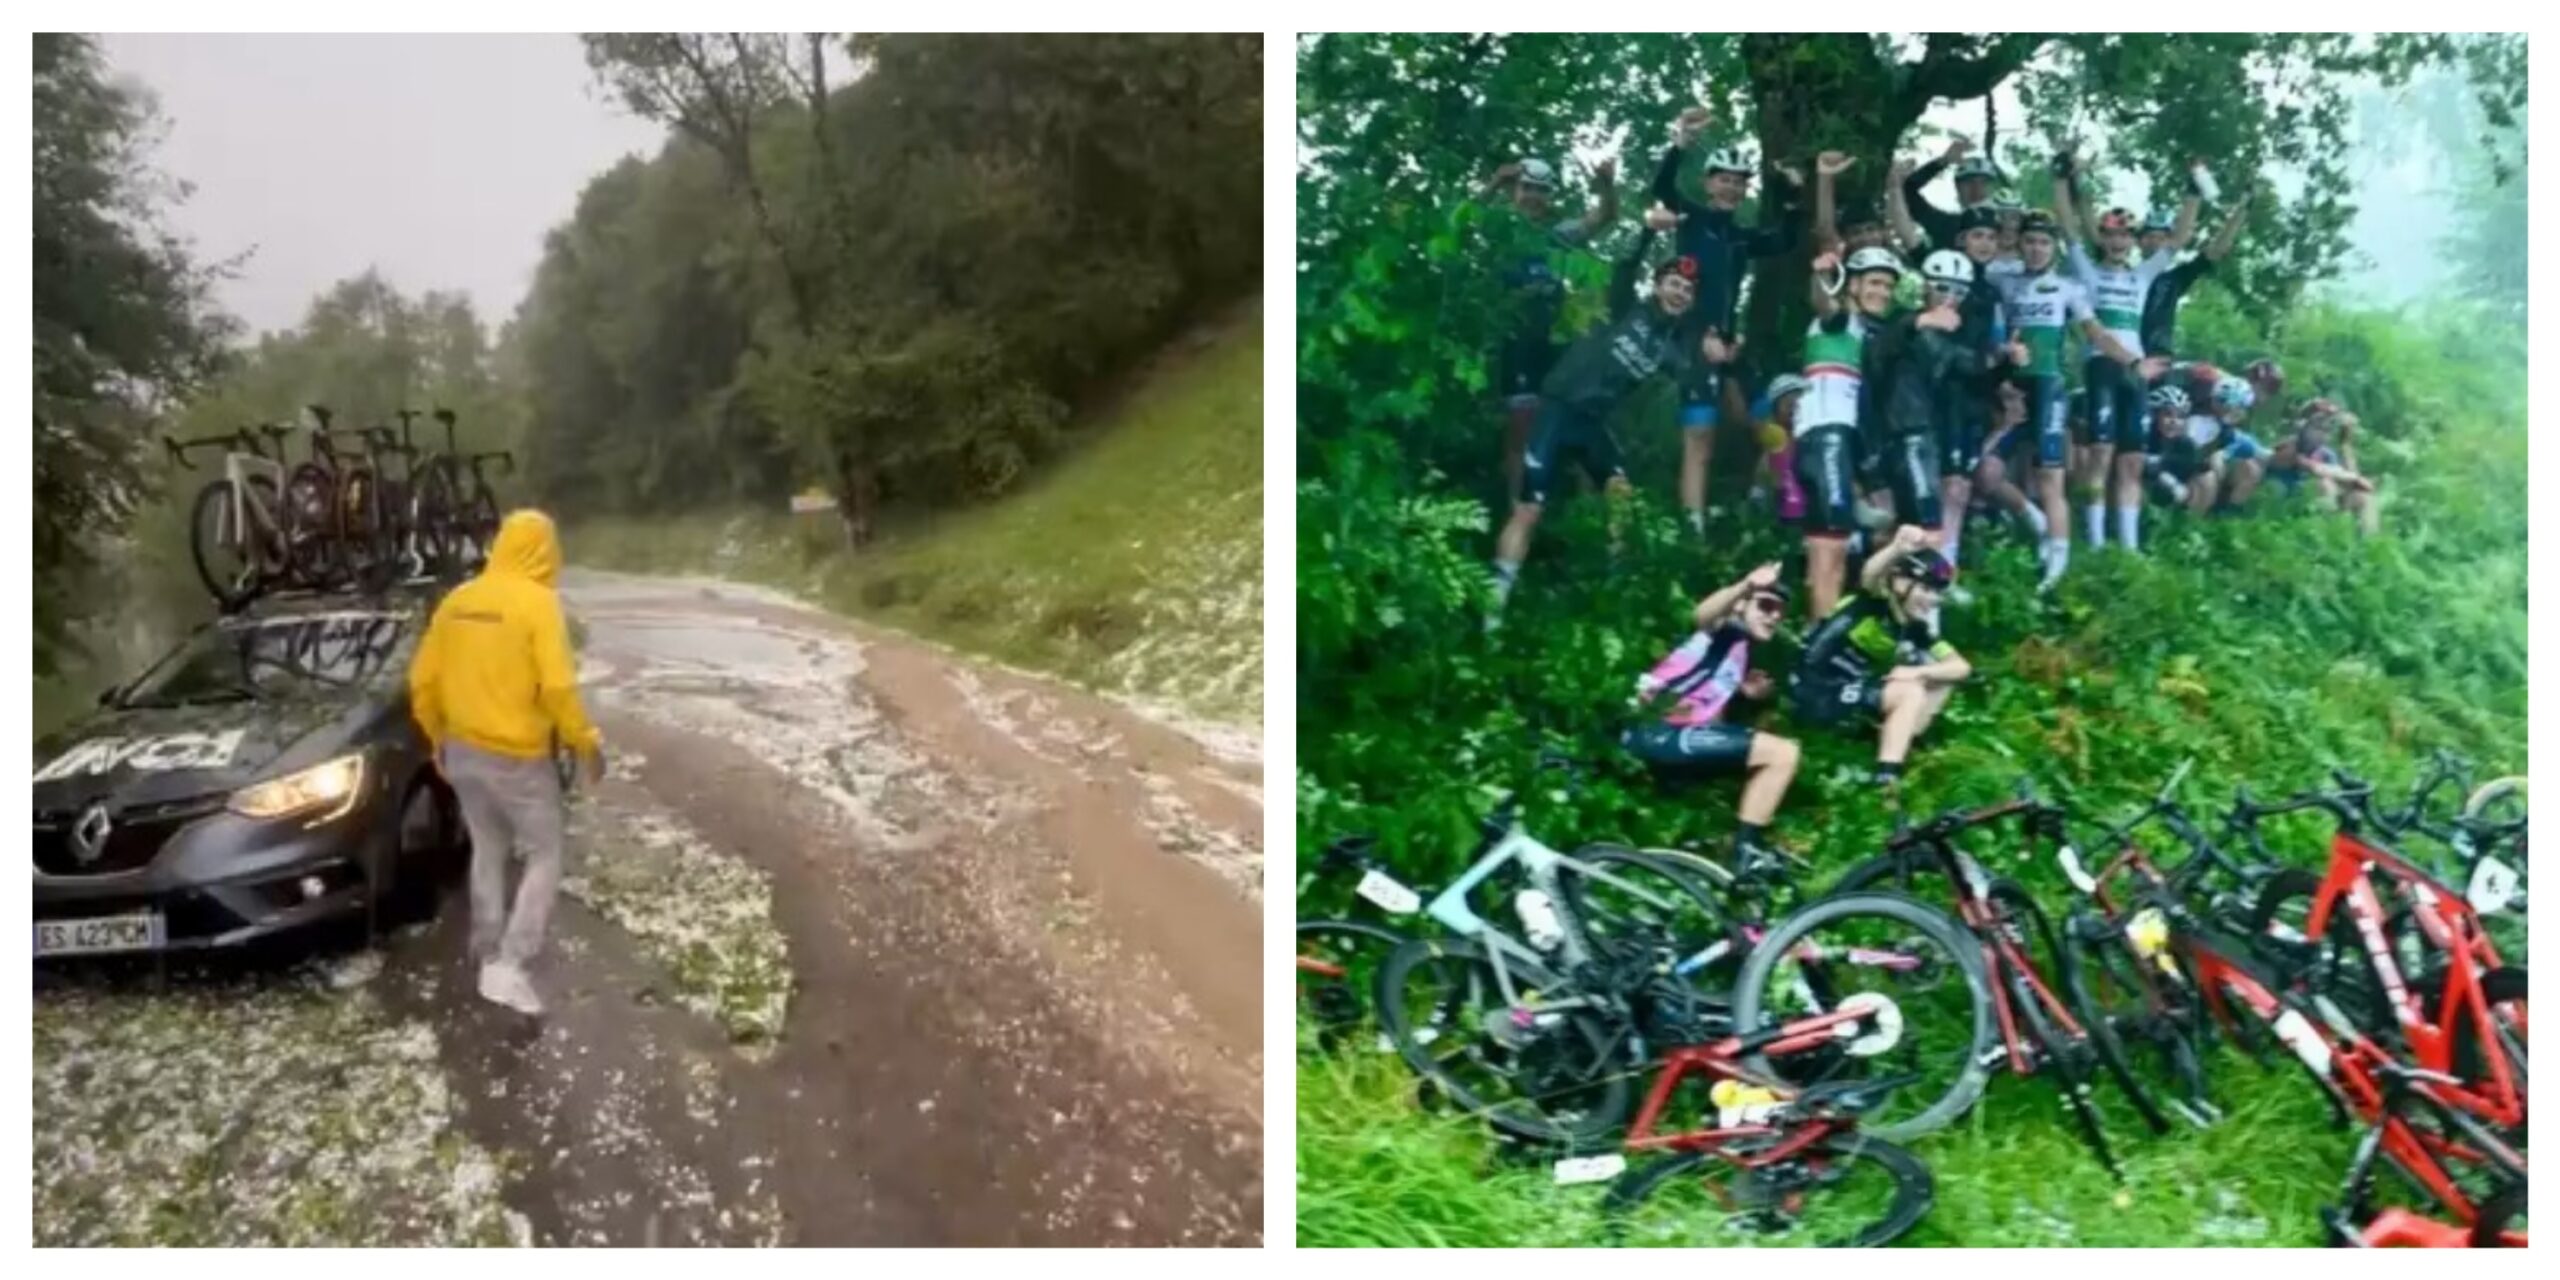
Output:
[1298,750,2526,1248]
[165,405,515,610]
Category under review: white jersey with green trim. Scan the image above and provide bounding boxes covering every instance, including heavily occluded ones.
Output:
[2065,242,2176,358]
[1798,312,1875,434]
[1985,261,2094,379]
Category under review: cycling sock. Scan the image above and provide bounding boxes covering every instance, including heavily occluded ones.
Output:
[2021,504,2050,539]
[2083,502,2106,546]
[1686,508,1706,537]
[1941,523,1961,569]
[1735,821,1767,848]
[1490,558,1521,605]
[2116,505,2141,552]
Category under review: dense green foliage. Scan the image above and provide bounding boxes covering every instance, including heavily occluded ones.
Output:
[1295,32,2526,1248]
[525,34,1261,536]
[33,33,235,675]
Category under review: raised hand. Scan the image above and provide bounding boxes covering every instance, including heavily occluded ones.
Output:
[1700,332,1736,365]
[1888,156,1915,182]
[1773,160,1805,187]
[1592,155,1619,186]
[1491,160,1523,184]
[1644,203,1684,232]
[1943,135,1974,162]
[2006,340,2031,367]
[1744,561,1783,590]
[1811,249,1840,275]
[1675,106,1712,146]
[1818,150,1857,178]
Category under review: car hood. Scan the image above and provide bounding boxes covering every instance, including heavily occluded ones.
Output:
[31,697,366,817]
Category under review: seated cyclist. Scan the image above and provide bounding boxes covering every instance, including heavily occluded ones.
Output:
[1790,526,1972,790]
[1622,562,1801,867]
[2267,405,2381,536]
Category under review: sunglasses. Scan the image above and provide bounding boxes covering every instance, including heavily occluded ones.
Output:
[1748,594,1788,616]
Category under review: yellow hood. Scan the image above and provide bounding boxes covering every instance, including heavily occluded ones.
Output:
[488,510,560,585]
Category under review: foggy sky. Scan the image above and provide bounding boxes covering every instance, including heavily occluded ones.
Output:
[101,34,669,339]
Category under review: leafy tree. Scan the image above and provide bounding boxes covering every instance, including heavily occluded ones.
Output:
[33,33,235,674]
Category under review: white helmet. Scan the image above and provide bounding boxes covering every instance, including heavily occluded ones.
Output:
[1765,373,1811,402]
[1845,246,1904,279]
[1517,158,1558,189]
[1701,147,1752,176]
[2214,376,2255,411]
[1920,250,1973,289]
[2148,384,2191,414]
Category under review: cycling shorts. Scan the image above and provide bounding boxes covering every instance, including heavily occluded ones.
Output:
[1678,364,1736,432]
[1880,432,1945,530]
[1495,336,1561,407]
[1520,399,1627,507]
[1938,390,1986,476]
[1795,424,1861,537]
[2085,358,2150,451]
[1791,674,1882,730]
[1622,721,1758,777]
[2022,375,2070,468]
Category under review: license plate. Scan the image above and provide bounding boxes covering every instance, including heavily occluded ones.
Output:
[35,911,166,957]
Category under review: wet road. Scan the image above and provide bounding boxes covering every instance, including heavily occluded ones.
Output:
[380,571,1263,1245]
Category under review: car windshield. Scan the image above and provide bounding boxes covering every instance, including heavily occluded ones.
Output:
[116,612,413,708]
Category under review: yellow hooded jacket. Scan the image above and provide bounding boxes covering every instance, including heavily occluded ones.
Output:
[407,510,602,761]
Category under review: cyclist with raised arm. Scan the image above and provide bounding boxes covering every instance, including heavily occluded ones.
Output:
[1985,209,2137,591]
[2139,194,2251,361]
[1790,527,1971,790]
[1480,155,1621,503]
[1794,245,1902,618]
[1488,229,1707,624]
[2052,156,2191,554]
[1623,561,1802,867]
[1648,104,1804,535]
[1900,135,2001,249]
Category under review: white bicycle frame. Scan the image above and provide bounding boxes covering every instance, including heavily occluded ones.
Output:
[211,447,291,590]
[1423,821,1684,1011]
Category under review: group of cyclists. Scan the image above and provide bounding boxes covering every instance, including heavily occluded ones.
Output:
[1472,109,2398,871]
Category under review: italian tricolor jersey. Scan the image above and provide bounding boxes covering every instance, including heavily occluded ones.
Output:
[2066,243,2176,357]
[1986,261,2094,378]
[1798,312,1873,434]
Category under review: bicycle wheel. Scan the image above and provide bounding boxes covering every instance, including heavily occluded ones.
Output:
[2058,902,2217,1127]
[1988,878,2169,1141]
[338,466,392,588]
[1374,936,1635,1149]
[411,461,459,576]
[1559,845,1743,993]
[188,480,259,608]
[283,463,341,589]
[1297,919,1407,1055]
[1729,891,1994,1142]
[2464,777,2527,826]
[1603,1131,1934,1248]
[464,483,502,567]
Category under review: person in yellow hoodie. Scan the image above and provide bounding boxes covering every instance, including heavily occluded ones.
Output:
[407,510,602,1015]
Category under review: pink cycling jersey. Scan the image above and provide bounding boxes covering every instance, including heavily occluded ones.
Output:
[1636,626,1750,727]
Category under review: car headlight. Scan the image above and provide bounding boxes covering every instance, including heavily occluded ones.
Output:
[228,753,367,822]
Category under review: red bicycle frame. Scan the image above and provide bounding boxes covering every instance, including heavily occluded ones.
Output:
[1621,1003,1874,1158]
[2292,828,2525,1127]
[2187,937,2523,1240]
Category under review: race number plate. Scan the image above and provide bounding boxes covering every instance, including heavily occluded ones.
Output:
[1355,869,1422,915]
[35,911,165,957]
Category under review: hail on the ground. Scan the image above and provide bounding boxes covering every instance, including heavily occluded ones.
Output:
[32,967,527,1246]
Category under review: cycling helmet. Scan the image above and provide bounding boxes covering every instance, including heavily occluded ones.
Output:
[2213,376,2255,412]
[1957,205,2005,235]
[1701,147,1753,176]
[1844,246,1904,279]
[2097,207,2138,233]
[1954,156,2000,183]
[2017,210,2060,238]
[1920,249,1974,289]
[2142,208,2178,234]
[2244,358,2286,392]
[1517,158,1558,189]
[2149,384,2192,414]
[1765,373,1812,402]
[1891,548,1956,589]
[1993,194,2026,214]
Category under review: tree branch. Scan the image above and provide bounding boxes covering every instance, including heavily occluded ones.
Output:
[1898,33,2052,122]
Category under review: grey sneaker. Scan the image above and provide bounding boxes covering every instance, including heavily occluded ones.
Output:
[477,961,545,1016]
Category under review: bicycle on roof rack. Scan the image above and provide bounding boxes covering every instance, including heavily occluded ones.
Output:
[168,424,306,610]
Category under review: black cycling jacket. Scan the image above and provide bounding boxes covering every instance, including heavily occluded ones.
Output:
[1865,310,1994,444]
[2139,255,2214,357]
[1650,144,1801,339]
[1538,229,1689,411]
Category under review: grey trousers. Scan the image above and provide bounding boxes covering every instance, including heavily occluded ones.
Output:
[441,740,565,969]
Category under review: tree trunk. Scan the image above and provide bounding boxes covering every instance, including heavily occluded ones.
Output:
[1739,34,1913,369]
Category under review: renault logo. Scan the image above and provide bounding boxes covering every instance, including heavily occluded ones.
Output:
[70,804,113,865]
